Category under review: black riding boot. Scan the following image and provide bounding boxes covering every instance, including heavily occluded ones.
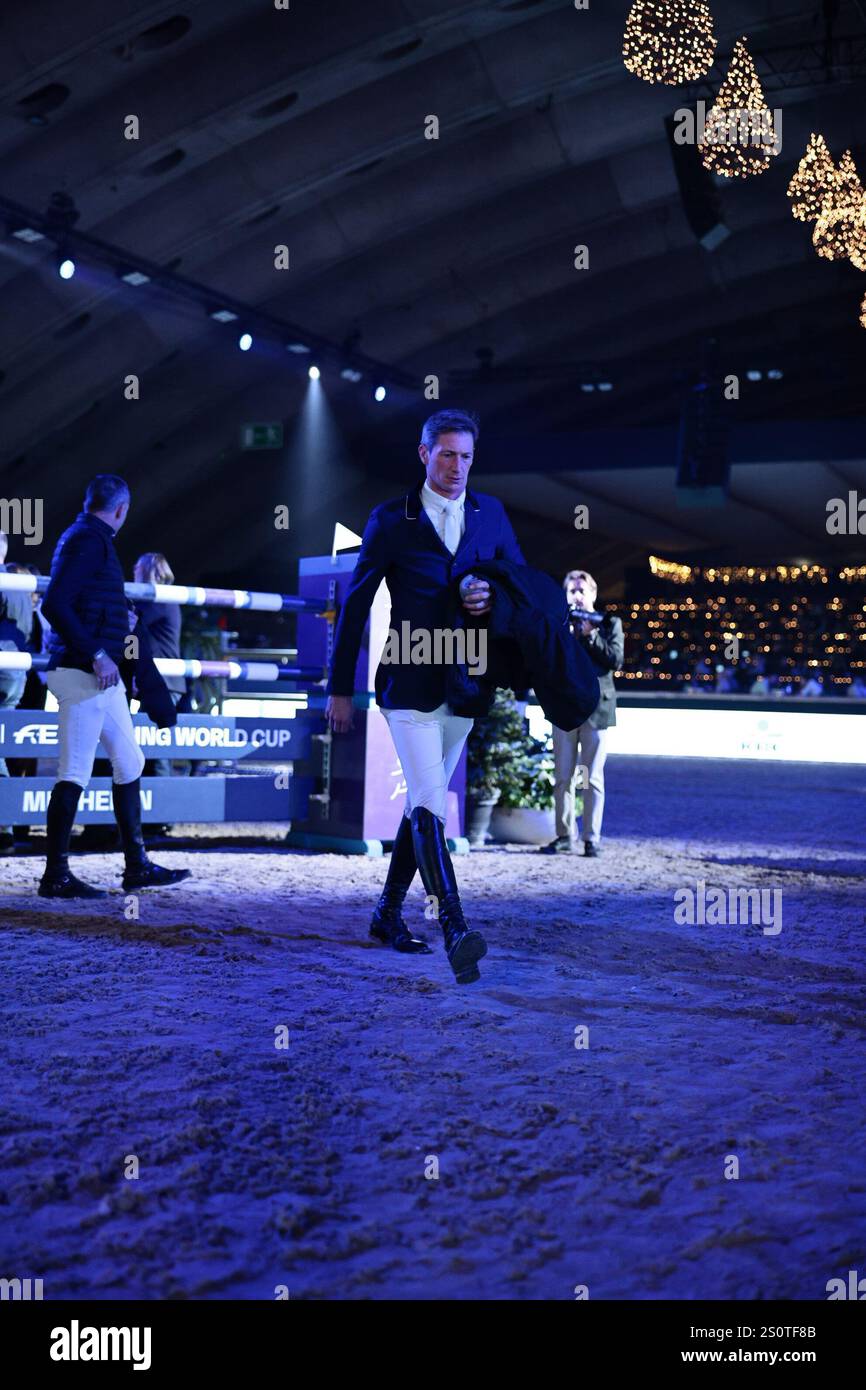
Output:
[38,780,107,899]
[112,779,191,890]
[369,813,432,954]
[410,806,487,984]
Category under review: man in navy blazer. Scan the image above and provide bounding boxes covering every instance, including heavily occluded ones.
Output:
[326,409,524,984]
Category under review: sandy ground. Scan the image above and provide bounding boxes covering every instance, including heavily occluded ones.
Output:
[1,756,864,1301]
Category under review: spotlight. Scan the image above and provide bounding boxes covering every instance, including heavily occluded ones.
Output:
[746,369,762,381]
[209,306,238,323]
[58,257,75,279]
[580,382,596,393]
[598,381,613,392]
[340,367,363,383]
[308,365,320,380]
[374,385,386,402]
[767,368,784,380]
[238,331,253,352]
[9,224,44,243]
[118,265,151,287]
[286,341,311,354]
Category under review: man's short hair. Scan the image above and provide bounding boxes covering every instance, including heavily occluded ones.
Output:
[84,475,130,512]
[564,569,597,593]
[420,409,479,451]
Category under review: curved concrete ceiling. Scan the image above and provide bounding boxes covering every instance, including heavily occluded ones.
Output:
[1,0,865,585]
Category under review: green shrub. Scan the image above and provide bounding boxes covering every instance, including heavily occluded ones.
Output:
[467,689,559,810]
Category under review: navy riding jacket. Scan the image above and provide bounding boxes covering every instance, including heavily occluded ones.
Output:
[450,559,601,729]
[327,484,525,710]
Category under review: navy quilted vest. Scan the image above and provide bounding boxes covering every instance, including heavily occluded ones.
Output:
[46,512,129,669]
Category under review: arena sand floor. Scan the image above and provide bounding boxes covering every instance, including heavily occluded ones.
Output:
[1,756,864,1300]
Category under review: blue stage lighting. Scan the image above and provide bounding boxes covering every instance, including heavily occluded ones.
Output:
[58,257,75,279]
[309,365,320,380]
[238,332,253,351]
[374,385,386,402]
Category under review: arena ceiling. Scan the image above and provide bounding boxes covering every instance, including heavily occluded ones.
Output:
[1,0,865,587]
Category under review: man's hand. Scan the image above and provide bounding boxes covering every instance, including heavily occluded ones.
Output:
[579,619,594,637]
[93,652,121,691]
[326,694,354,733]
[461,578,492,616]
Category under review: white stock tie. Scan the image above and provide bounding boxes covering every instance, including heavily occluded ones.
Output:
[440,498,462,555]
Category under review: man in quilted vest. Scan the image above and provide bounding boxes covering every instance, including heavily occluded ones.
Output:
[39,475,190,899]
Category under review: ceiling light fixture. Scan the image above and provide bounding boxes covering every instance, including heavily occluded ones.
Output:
[812,151,865,262]
[699,37,777,179]
[622,1,716,85]
[118,265,151,286]
[788,133,836,222]
[9,223,44,243]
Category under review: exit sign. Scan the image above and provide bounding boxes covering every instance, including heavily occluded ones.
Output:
[240,422,283,450]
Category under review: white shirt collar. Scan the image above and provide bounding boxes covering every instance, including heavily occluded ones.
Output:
[421,480,466,511]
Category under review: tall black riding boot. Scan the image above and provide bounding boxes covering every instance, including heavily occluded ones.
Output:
[38,780,107,899]
[369,813,432,954]
[410,806,487,984]
[112,779,191,890]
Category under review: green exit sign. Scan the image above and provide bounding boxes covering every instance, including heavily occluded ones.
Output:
[240,422,283,450]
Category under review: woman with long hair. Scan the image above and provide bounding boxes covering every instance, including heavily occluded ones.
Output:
[133,553,189,838]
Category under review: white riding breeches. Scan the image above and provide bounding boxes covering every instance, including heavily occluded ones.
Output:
[46,668,145,789]
[381,702,473,825]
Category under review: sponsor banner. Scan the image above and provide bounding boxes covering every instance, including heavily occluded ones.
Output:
[612,706,866,763]
[0,712,311,761]
[0,777,298,823]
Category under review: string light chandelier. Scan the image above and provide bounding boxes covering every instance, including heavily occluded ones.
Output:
[787,133,836,222]
[812,151,865,261]
[622,0,717,85]
[846,200,866,271]
[699,38,777,178]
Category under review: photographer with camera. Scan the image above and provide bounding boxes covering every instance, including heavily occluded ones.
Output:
[540,569,623,857]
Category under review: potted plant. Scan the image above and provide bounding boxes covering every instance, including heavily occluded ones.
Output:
[467,690,580,846]
[464,688,522,845]
[465,746,499,849]
[490,718,557,846]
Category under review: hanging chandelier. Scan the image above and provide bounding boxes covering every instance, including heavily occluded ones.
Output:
[812,151,865,262]
[622,0,717,85]
[787,134,837,222]
[849,202,866,271]
[699,38,778,178]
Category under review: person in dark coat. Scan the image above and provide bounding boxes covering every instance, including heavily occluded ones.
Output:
[38,475,190,899]
[325,409,526,984]
[541,569,625,857]
[133,553,189,821]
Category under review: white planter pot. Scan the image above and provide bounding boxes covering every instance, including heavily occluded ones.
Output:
[490,806,555,845]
